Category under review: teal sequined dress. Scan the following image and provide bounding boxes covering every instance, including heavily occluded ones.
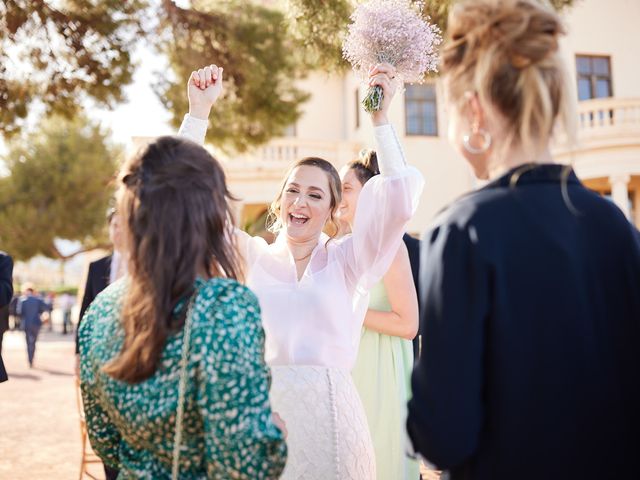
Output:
[79,277,287,479]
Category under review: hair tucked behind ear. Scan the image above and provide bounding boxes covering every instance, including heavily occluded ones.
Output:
[104,136,242,384]
[442,0,576,155]
[266,157,342,242]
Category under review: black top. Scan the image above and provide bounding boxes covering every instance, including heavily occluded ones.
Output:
[408,164,640,480]
[75,254,112,354]
[403,233,422,359]
[0,253,13,308]
[0,252,13,383]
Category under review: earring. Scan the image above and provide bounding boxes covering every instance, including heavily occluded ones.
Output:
[463,128,492,155]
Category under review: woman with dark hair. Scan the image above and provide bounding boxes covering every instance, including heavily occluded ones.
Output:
[78,136,287,479]
[338,149,420,480]
[179,64,423,478]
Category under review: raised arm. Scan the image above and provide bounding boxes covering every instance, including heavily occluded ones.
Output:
[178,64,224,144]
[343,63,425,292]
[177,65,269,274]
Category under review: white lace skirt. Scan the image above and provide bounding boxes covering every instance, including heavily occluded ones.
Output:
[270,365,376,480]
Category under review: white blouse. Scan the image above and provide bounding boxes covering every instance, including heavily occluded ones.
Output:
[179,115,424,370]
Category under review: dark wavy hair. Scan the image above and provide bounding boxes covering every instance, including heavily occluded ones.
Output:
[103,136,241,383]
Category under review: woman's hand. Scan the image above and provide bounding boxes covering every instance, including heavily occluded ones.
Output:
[272,412,288,439]
[187,64,224,120]
[368,62,398,126]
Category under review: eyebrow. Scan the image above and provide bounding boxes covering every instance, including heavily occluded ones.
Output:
[287,182,326,194]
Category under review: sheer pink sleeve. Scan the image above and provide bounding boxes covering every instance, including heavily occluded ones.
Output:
[341,124,424,292]
[234,228,268,275]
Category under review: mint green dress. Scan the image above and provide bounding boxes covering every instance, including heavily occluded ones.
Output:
[79,277,287,479]
[352,280,420,480]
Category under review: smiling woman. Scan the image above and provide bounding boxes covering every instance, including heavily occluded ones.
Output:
[267,157,342,252]
[179,62,424,479]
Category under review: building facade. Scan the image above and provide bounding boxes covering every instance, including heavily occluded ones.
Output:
[141,0,640,236]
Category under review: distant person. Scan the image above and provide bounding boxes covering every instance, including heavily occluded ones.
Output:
[43,292,55,331]
[0,252,13,383]
[17,284,47,368]
[79,136,287,478]
[407,1,640,479]
[59,292,74,335]
[76,208,126,354]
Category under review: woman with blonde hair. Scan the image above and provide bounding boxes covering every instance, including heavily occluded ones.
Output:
[407,1,640,479]
[180,62,424,478]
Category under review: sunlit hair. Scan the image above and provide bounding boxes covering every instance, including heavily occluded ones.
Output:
[103,136,242,384]
[442,0,576,157]
[348,149,380,186]
[266,157,342,241]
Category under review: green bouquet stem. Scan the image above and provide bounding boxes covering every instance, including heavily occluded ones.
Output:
[362,85,383,113]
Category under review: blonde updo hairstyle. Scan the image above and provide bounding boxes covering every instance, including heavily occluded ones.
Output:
[442,0,576,160]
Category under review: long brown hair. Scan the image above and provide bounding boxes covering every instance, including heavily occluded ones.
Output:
[266,157,342,241]
[103,136,241,383]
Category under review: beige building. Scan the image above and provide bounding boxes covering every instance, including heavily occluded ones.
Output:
[220,0,640,236]
[135,0,640,237]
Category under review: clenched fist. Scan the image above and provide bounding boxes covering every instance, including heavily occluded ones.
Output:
[187,64,224,120]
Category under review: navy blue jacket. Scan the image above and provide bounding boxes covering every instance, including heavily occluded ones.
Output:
[76,254,112,354]
[403,233,422,359]
[18,295,48,329]
[0,252,13,383]
[408,164,640,480]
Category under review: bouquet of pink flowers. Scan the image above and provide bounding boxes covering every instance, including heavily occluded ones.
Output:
[342,0,442,113]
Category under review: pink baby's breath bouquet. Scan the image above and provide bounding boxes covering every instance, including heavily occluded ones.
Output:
[342,0,442,113]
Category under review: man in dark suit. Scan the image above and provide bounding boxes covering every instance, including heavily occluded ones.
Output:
[402,233,421,360]
[0,252,13,383]
[18,284,49,367]
[75,209,124,480]
[75,209,125,355]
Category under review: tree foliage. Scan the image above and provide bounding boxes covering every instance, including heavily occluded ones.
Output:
[0,0,577,148]
[156,0,310,152]
[0,115,120,261]
[0,0,145,137]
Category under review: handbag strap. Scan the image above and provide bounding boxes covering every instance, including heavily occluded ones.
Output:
[171,290,198,480]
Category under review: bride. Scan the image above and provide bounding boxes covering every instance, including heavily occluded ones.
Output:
[179,63,424,479]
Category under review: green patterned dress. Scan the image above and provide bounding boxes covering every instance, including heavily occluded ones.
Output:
[351,280,420,480]
[79,277,287,479]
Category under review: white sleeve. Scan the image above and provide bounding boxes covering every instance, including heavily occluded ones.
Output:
[234,228,269,275]
[342,124,424,292]
[178,114,267,276]
[178,114,208,145]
